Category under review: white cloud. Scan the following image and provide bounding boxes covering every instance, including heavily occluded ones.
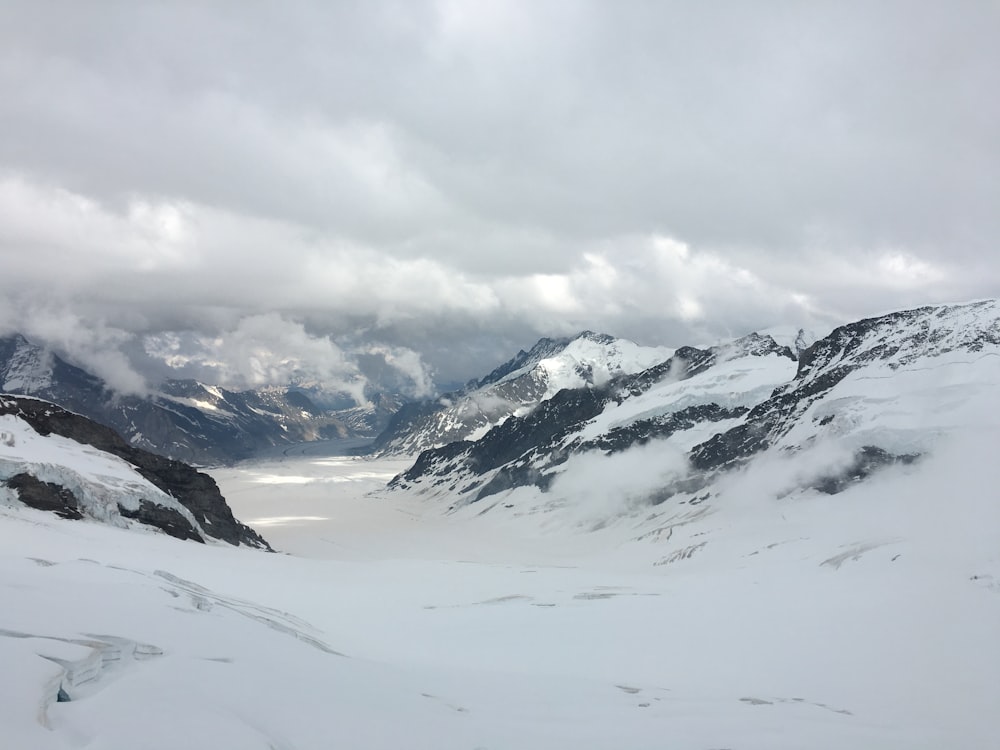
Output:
[4,305,150,396]
[144,315,367,402]
[0,1,997,385]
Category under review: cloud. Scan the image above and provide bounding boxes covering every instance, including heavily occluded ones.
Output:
[142,315,437,403]
[142,314,363,398]
[0,303,150,396]
[0,1,997,387]
[545,441,691,529]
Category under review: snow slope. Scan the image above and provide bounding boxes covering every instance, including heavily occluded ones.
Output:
[2,437,998,749]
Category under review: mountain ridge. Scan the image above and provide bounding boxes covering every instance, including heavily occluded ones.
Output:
[387,299,1000,521]
[373,330,674,456]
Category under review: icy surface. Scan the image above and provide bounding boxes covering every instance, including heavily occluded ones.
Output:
[1,434,998,749]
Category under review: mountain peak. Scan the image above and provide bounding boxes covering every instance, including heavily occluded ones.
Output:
[0,333,55,394]
[572,330,617,345]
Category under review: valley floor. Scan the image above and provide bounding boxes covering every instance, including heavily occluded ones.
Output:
[2,449,999,749]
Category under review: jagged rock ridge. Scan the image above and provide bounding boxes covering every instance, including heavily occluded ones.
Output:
[388,300,1000,515]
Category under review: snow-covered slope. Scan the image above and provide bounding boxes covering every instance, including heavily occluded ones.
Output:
[0,395,269,548]
[374,331,673,455]
[2,433,997,749]
[691,298,1000,474]
[390,301,1000,518]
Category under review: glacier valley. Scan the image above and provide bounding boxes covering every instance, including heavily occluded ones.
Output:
[2,301,999,749]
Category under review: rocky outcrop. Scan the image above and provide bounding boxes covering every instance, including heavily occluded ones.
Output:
[4,473,84,520]
[0,395,271,549]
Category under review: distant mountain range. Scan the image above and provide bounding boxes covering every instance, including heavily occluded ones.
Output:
[0,334,401,465]
[4,299,1000,548]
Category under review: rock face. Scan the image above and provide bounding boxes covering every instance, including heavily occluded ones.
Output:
[0,335,400,465]
[388,299,1000,515]
[374,331,674,456]
[0,395,271,549]
[5,473,84,520]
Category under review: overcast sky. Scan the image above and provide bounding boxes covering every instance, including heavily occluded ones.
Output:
[1,0,997,397]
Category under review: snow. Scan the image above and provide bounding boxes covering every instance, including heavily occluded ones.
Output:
[756,324,824,354]
[577,350,796,441]
[531,335,673,399]
[158,394,227,415]
[2,424,998,749]
[780,348,1000,456]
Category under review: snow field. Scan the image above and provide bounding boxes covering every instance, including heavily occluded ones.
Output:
[3,432,997,749]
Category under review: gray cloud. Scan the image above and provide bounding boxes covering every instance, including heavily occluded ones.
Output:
[0,1,997,389]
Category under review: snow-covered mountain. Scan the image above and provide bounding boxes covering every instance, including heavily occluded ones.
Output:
[374,331,673,455]
[389,331,796,501]
[0,334,401,465]
[389,300,1000,520]
[0,395,269,549]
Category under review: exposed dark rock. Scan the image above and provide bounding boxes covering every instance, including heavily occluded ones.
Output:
[582,404,749,454]
[475,464,554,503]
[374,399,450,454]
[374,331,677,456]
[466,387,609,476]
[469,335,575,391]
[389,302,999,512]
[119,500,204,543]
[811,446,920,495]
[5,473,84,520]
